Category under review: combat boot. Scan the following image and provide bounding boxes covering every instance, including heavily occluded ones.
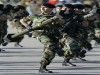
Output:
[14,42,23,47]
[39,65,53,73]
[62,58,68,66]
[2,41,8,46]
[62,57,76,66]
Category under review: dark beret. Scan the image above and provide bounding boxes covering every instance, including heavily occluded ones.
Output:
[64,4,75,9]
[6,4,14,10]
[42,3,55,8]
[84,4,92,8]
[3,4,14,11]
[56,5,63,7]
[74,4,85,9]
[14,5,25,12]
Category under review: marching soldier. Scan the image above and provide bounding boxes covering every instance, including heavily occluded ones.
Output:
[60,4,91,66]
[20,3,64,73]
[0,4,8,52]
[59,4,81,66]
[11,5,29,47]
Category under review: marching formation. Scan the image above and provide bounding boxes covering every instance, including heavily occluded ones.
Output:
[0,1,100,73]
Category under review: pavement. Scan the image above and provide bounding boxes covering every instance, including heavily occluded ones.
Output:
[0,22,100,75]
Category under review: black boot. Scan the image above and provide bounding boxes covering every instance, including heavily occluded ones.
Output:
[2,41,8,46]
[14,42,23,47]
[14,37,23,47]
[62,57,76,66]
[62,58,69,66]
[39,65,53,73]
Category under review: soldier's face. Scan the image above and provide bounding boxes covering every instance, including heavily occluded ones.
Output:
[41,6,53,14]
[56,7,62,12]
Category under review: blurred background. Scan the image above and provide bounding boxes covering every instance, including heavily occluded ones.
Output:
[0,0,100,15]
[0,0,99,5]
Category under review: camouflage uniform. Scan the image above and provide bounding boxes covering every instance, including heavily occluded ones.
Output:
[27,13,64,73]
[11,5,29,47]
[59,12,82,66]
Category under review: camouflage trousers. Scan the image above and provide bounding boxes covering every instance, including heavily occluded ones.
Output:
[59,36,81,58]
[37,34,59,65]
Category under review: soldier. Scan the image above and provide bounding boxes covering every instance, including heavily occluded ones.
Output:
[11,5,30,47]
[59,4,79,66]
[60,4,90,66]
[0,4,8,52]
[1,4,15,46]
[20,3,64,73]
[74,4,92,57]
[93,6,100,45]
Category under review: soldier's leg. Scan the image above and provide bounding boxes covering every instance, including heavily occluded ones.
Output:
[38,35,56,73]
[39,47,55,73]
[14,36,24,47]
[62,37,80,66]
[0,34,5,52]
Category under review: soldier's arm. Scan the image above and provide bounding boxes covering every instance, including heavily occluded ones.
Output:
[20,17,29,27]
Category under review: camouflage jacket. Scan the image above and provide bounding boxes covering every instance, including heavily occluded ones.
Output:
[26,13,61,37]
